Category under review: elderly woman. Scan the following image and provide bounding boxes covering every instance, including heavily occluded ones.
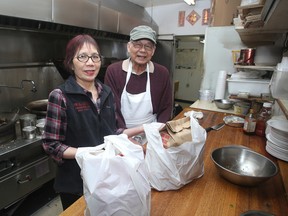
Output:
[42,34,143,210]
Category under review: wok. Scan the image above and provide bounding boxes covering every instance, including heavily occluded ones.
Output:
[25,99,48,116]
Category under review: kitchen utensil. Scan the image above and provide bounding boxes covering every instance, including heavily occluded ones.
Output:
[233,102,251,115]
[19,114,36,137]
[22,126,37,139]
[240,210,274,216]
[205,122,225,132]
[36,118,46,135]
[223,115,245,127]
[211,145,278,186]
[25,99,48,116]
[214,99,234,110]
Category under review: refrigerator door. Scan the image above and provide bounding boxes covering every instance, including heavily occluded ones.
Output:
[152,39,175,82]
[152,39,175,95]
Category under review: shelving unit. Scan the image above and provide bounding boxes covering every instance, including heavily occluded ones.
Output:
[234,65,275,71]
[228,64,275,105]
[235,0,288,45]
[237,3,265,28]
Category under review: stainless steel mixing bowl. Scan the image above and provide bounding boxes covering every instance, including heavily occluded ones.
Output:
[214,99,234,110]
[211,145,278,186]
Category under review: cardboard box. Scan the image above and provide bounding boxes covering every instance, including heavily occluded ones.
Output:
[210,0,241,26]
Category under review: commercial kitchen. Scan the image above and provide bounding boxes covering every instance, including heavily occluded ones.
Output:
[0,0,288,215]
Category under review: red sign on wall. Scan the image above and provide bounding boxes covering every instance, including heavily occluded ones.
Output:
[186,10,200,26]
[178,11,185,27]
[202,8,210,25]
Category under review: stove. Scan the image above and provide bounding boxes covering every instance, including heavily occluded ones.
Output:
[0,128,56,211]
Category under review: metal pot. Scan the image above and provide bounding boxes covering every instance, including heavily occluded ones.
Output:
[22,126,37,139]
[19,114,37,137]
[25,99,48,116]
[36,118,46,135]
[237,48,256,65]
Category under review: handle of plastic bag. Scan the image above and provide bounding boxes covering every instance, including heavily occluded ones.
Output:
[103,134,144,160]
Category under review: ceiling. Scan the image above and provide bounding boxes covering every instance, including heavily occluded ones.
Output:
[127,0,186,8]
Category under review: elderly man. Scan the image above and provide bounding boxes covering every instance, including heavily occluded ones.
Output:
[104,25,173,130]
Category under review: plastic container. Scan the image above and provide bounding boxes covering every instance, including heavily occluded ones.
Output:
[199,89,214,102]
[234,101,250,115]
[270,57,288,100]
[227,78,270,97]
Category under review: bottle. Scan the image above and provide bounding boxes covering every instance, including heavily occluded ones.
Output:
[255,102,272,136]
[243,109,256,135]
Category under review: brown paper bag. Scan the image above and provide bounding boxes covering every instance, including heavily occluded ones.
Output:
[164,116,192,148]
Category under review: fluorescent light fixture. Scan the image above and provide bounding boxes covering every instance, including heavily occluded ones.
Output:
[184,0,196,5]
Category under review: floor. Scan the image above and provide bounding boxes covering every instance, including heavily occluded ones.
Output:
[0,180,63,216]
[31,196,62,216]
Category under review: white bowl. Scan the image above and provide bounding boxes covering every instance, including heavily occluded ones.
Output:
[267,119,288,133]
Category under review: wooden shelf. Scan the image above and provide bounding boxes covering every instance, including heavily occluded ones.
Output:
[234,65,275,71]
[236,28,283,45]
[235,0,288,45]
[237,4,264,10]
[229,94,273,102]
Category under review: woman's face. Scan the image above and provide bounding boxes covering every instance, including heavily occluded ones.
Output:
[72,42,101,84]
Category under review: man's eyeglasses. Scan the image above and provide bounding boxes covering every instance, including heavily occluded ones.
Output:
[76,54,102,63]
[131,41,154,52]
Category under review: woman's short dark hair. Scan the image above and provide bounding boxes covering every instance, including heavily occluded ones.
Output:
[64,34,101,74]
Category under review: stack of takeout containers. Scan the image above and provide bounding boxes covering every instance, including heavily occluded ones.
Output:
[265,119,288,162]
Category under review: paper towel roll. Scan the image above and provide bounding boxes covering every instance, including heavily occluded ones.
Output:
[215,70,227,99]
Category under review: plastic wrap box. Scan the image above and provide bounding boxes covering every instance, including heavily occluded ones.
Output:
[227,78,270,97]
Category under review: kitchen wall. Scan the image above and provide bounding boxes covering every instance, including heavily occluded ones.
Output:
[145,0,211,36]
[0,28,128,113]
[145,1,210,104]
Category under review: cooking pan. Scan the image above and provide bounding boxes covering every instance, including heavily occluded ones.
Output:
[25,99,48,116]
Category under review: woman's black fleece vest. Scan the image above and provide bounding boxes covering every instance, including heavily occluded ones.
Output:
[54,76,116,195]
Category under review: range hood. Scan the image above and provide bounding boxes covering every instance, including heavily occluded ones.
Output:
[0,0,158,40]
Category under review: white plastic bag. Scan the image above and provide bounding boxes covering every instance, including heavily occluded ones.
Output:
[76,134,151,216]
[144,112,206,191]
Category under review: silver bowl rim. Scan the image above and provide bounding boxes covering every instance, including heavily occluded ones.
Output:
[210,145,279,178]
[214,99,235,104]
